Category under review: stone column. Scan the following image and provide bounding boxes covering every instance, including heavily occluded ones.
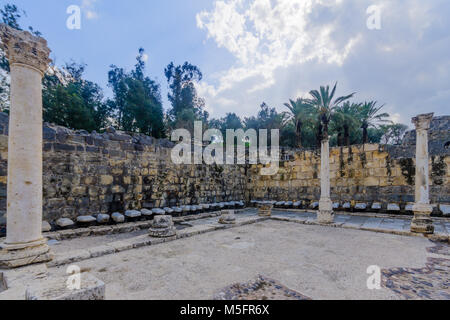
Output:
[411,113,434,234]
[318,139,334,223]
[0,25,53,268]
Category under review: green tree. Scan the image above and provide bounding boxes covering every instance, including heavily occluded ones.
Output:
[164,62,206,131]
[309,83,355,141]
[283,98,316,148]
[331,102,361,147]
[357,101,390,144]
[244,103,289,146]
[209,112,243,135]
[43,62,110,132]
[108,48,165,137]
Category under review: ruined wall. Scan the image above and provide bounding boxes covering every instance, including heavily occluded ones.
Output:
[0,113,246,225]
[248,143,450,206]
[248,116,450,207]
[0,112,448,226]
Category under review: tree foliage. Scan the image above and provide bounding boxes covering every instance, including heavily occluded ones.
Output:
[43,62,110,132]
[107,48,165,137]
[165,61,207,132]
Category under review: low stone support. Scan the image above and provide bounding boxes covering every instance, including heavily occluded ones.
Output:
[257,203,273,217]
[148,215,176,238]
[219,210,236,224]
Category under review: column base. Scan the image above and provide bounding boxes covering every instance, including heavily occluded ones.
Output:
[0,242,53,269]
[411,204,434,235]
[219,210,236,225]
[257,203,273,217]
[318,199,334,224]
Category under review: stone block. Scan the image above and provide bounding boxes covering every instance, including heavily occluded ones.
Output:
[111,212,125,223]
[76,216,96,224]
[96,214,110,224]
[152,208,166,215]
[100,175,113,186]
[56,218,74,229]
[342,202,351,210]
[387,203,400,212]
[124,210,141,219]
[354,203,367,211]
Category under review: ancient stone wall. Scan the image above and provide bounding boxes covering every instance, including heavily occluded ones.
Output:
[0,113,246,225]
[0,112,448,226]
[249,116,450,207]
[248,143,450,207]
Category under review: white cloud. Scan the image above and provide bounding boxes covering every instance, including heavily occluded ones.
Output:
[82,0,99,20]
[196,0,450,122]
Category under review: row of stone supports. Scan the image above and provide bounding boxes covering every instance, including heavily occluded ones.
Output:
[317,112,435,235]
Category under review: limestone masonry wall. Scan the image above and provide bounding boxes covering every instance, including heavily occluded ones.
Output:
[0,112,448,225]
[0,113,246,225]
[248,143,449,206]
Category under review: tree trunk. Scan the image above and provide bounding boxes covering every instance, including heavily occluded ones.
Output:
[322,118,329,141]
[344,124,350,147]
[296,120,302,149]
[337,131,343,147]
[362,125,368,144]
[316,121,323,149]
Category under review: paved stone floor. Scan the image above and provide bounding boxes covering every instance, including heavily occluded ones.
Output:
[47,218,448,300]
[382,242,450,300]
[270,210,450,237]
[214,275,311,300]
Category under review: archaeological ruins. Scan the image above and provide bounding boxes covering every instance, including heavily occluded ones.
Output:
[0,25,448,300]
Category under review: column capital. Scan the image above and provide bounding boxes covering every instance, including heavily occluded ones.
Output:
[0,24,51,75]
[412,113,434,131]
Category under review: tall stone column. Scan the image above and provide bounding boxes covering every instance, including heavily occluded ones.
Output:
[318,139,334,224]
[410,113,434,234]
[0,25,53,268]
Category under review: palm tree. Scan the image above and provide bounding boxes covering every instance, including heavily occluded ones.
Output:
[332,102,361,147]
[283,98,315,148]
[358,101,390,144]
[309,83,355,141]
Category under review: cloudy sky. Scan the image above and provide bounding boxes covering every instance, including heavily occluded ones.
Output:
[12,0,450,126]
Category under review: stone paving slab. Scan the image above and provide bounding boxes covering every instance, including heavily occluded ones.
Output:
[361,217,383,230]
[48,214,269,267]
[271,212,449,242]
[341,216,369,228]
